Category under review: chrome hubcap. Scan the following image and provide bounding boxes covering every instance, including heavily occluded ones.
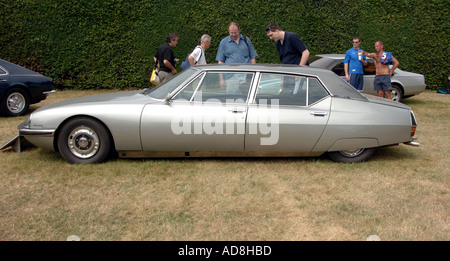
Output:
[7,92,26,113]
[68,126,100,158]
[339,149,364,157]
[391,89,399,102]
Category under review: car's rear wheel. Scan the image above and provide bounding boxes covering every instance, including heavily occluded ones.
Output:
[0,88,30,116]
[391,84,403,102]
[327,148,376,163]
[57,117,112,164]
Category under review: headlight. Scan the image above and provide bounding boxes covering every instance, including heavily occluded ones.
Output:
[19,115,32,129]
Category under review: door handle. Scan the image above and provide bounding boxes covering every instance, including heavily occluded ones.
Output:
[311,111,328,117]
[229,108,246,113]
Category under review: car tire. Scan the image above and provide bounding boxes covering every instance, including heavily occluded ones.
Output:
[57,117,112,164]
[327,148,376,163]
[391,84,403,102]
[0,88,30,116]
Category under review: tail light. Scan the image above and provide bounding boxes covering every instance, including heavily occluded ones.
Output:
[410,111,418,137]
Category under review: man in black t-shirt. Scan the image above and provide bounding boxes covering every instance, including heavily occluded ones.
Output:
[154,33,179,83]
[265,24,310,66]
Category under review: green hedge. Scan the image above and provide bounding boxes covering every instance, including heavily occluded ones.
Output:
[1,0,448,90]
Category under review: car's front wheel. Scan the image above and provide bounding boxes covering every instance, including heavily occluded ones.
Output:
[0,88,30,116]
[327,148,376,163]
[57,117,112,164]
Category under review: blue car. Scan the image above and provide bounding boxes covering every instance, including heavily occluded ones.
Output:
[0,59,53,116]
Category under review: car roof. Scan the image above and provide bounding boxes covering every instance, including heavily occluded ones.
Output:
[0,59,42,76]
[314,54,345,59]
[193,63,336,77]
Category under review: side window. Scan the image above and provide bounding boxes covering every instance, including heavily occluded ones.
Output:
[308,78,328,105]
[173,72,204,101]
[331,62,345,76]
[255,73,307,106]
[192,72,253,103]
[363,59,376,75]
[0,67,6,75]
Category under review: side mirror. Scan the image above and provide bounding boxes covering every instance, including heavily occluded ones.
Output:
[165,93,172,104]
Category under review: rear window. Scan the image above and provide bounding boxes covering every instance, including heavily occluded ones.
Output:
[308,56,323,64]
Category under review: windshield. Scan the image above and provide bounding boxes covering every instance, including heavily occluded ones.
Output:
[146,68,198,99]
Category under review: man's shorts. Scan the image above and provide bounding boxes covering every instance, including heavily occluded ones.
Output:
[374,74,392,91]
[350,74,364,91]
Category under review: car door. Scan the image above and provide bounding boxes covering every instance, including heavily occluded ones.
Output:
[245,73,331,152]
[140,71,254,152]
[0,67,9,96]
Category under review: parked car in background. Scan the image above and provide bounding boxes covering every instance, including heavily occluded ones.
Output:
[0,59,53,116]
[309,54,426,102]
[5,64,419,164]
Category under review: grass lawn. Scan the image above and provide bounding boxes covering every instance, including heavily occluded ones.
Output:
[0,89,448,241]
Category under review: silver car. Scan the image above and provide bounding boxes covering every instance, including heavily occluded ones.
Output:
[309,54,426,102]
[3,64,419,164]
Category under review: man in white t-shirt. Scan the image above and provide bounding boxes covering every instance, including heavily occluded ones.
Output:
[188,34,211,66]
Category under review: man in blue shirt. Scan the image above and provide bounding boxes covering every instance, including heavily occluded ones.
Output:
[216,22,258,93]
[344,37,367,91]
[216,22,258,64]
[265,24,310,66]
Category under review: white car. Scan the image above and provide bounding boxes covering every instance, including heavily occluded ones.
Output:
[309,54,426,102]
